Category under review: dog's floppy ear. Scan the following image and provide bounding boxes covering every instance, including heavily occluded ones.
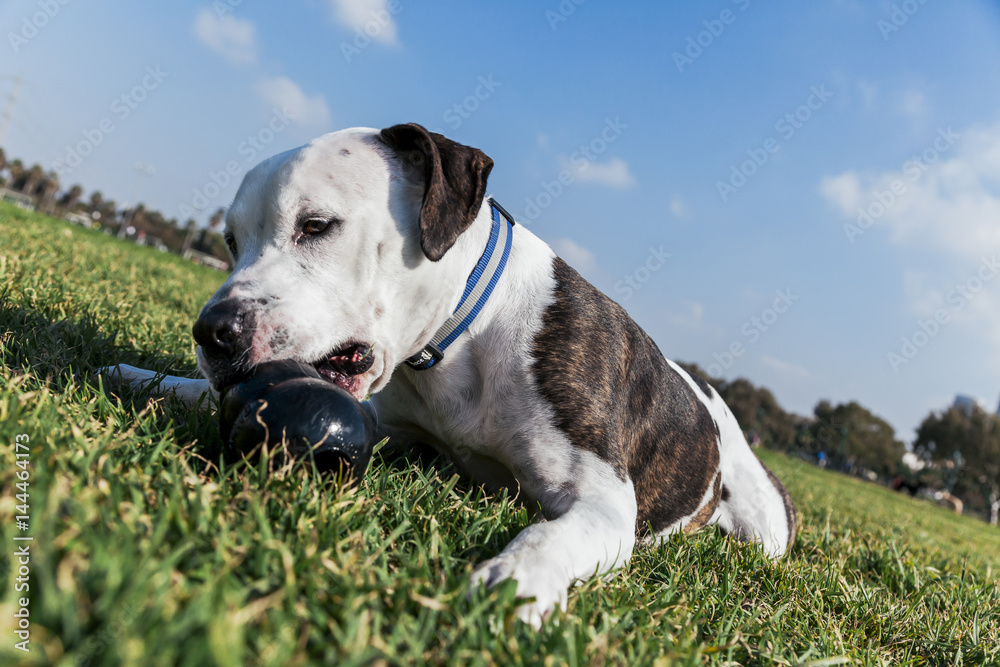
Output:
[379,123,494,262]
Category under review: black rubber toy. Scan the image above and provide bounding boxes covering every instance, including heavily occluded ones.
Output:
[219,359,375,480]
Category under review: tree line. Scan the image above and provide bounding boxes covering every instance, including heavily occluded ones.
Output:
[0,146,230,267]
[677,362,1000,525]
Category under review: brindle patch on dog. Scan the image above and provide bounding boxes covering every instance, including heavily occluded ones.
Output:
[531,258,721,536]
[684,471,722,534]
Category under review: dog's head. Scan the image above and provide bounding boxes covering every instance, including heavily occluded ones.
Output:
[193,123,494,398]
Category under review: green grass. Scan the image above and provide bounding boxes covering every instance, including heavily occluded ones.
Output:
[1,200,998,666]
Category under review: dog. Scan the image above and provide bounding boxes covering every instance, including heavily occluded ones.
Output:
[109,123,796,626]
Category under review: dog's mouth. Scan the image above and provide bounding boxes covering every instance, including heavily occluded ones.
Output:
[312,342,374,396]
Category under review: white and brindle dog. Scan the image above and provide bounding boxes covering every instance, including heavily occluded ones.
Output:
[111,123,795,626]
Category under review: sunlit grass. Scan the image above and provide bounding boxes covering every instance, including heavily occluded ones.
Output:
[1,202,997,666]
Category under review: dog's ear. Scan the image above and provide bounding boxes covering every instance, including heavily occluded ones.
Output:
[379,123,493,261]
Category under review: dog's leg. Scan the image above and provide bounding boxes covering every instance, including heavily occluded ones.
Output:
[703,400,796,556]
[712,442,796,557]
[469,463,637,628]
[666,362,796,555]
[101,364,216,408]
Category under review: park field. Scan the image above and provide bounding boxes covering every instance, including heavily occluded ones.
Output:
[1,201,998,666]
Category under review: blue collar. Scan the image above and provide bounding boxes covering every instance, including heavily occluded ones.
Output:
[405,198,515,371]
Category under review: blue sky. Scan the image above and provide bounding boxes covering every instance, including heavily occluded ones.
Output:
[3,0,1000,441]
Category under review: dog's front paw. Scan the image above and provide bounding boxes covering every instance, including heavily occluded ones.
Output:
[469,554,569,628]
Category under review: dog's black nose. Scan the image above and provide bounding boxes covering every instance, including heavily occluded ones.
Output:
[193,298,245,357]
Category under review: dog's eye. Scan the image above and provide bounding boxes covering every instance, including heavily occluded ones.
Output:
[302,218,332,236]
[224,234,238,259]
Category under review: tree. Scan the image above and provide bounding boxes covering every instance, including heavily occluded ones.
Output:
[126,203,145,224]
[199,228,230,264]
[915,406,1000,525]
[21,163,45,197]
[208,207,226,230]
[88,190,104,213]
[674,363,798,451]
[718,378,798,450]
[58,184,85,211]
[87,190,117,226]
[7,158,24,191]
[181,218,197,253]
[809,401,905,477]
[39,171,60,213]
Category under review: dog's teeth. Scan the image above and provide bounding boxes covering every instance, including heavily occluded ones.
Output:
[316,343,373,383]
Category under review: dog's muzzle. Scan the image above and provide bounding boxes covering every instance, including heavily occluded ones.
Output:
[192,297,256,389]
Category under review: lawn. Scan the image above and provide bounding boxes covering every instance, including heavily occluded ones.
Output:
[1,201,998,666]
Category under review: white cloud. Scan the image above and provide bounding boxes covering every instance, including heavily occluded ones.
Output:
[901,264,1000,353]
[898,89,928,119]
[327,0,399,46]
[664,301,707,332]
[760,355,811,381]
[254,76,332,129]
[193,8,257,66]
[820,120,1000,260]
[558,156,636,189]
[820,119,1000,356]
[818,171,861,213]
[669,194,689,219]
[552,238,597,274]
[858,80,879,109]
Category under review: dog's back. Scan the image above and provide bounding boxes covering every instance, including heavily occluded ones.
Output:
[531,257,795,552]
